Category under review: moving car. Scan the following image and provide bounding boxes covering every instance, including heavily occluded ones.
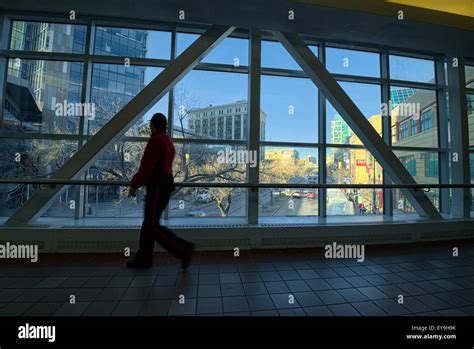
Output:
[306,191,317,199]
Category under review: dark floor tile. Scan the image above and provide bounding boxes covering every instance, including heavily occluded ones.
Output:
[111,300,144,316]
[270,293,300,309]
[375,285,405,299]
[373,299,410,315]
[96,287,126,301]
[296,269,319,280]
[362,275,389,286]
[240,272,261,283]
[220,273,241,284]
[34,277,67,289]
[305,279,332,291]
[278,308,306,316]
[351,301,387,316]
[198,284,221,298]
[222,296,249,313]
[243,282,268,295]
[337,288,368,303]
[252,310,279,316]
[286,280,311,293]
[344,276,372,288]
[0,302,33,316]
[265,281,290,294]
[130,276,156,288]
[83,277,111,288]
[106,276,133,288]
[316,269,339,278]
[259,272,282,282]
[24,302,63,316]
[413,281,446,293]
[42,288,76,302]
[278,270,302,281]
[326,278,351,289]
[415,294,452,311]
[403,297,433,314]
[221,283,245,297]
[198,273,220,285]
[82,301,117,316]
[139,300,171,316]
[247,295,275,311]
[392,283,426,296]
[316,290,346,305]
[121,287,151,301]
[197,297,223,314]
[7,277,43,288]
[12,289,51,303]
[148,286,177,300]
[168,298,196,316]
[438,308,469,316]
[53,302,90,316]
[304,305,333,316]
[294,292,323,307]
[154,275,177,286]
[357,286,387,300]
[329,303,361,316]
[59,277,89,288]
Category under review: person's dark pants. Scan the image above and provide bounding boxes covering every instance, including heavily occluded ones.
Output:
[135,177,192,263]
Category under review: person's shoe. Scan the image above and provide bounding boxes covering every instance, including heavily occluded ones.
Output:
[126,259,152,269]
[181,244,195,271]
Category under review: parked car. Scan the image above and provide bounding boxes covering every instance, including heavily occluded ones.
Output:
[195,191,212,204]
[306,191,317,199]
[291,191,302,199]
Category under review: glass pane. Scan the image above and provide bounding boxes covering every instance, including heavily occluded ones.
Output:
[468,94,474,146]
[4,59,83,134]
[169,186,246,219]
[94,27,171,59]
[390,55,435,83]
[466,65,474,88]
[326,147,382,185]
[173,70,248,140]
[326,47,380,77]
[326,82,382,144]
[390,87,437,148]
[393,188,439,215]
[89,64,168,136]
[174,144,247,183]
[10,21,86,54]
[327,188,383,216]
[202,37,248,66]
[0,139,77,217]
[176,32,199,57]
[261,76,318,143]
[260,146,318,184]
[262,41,318,70]
[394,150,439,183]
[259,188,318,217]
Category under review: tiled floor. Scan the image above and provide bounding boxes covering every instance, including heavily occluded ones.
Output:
[0,240,474,316]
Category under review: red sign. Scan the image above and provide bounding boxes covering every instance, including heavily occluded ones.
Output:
[356,159,366,166]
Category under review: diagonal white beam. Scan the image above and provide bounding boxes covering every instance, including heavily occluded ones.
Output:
[7,25,236,225]
[274,31,441,219]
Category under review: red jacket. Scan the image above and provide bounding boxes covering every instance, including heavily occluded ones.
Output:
[130,130,175,189]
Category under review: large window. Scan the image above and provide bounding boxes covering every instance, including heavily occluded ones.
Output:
[0,17,463,225]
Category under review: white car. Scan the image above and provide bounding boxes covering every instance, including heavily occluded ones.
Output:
[195,192,212,204]
[188,210,207,217]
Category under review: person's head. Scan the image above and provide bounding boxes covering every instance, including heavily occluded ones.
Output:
[150,113,167,133]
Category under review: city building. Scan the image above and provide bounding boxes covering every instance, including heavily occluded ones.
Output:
[187,100,266,140]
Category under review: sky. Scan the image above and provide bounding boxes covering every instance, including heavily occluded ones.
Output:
[139,31,436,152]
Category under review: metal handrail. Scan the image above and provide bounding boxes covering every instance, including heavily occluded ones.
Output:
[0,178,473,190]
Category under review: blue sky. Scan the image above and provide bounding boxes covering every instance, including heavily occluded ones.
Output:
[141,33,436,152]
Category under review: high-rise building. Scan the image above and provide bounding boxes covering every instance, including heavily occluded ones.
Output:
[187,100,266,140]
[330,114,353,144]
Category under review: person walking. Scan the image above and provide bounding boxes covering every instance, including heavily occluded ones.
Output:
[127,113,195,270]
